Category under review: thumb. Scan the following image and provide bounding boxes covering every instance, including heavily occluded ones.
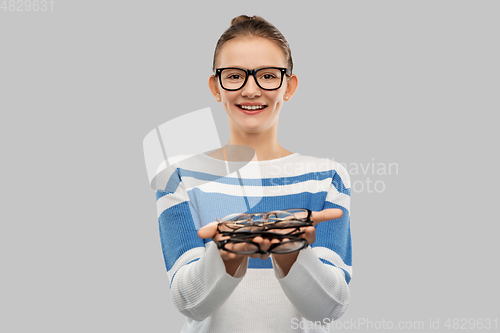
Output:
[197,221,219,239]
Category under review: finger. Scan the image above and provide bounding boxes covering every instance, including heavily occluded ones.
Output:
[303,226,316,244]
[252,236,264,243]
[258,238,271,252]
[311,208,343,226]
[221,250,237,260]
[197,221,219,239]
[214,234,230,242]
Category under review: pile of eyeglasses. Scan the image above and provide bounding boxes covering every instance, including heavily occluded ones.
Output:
[215,208,313,255]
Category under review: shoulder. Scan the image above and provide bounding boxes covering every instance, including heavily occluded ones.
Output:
[153,154,197,191]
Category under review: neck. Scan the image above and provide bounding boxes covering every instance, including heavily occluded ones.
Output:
[227,129,292,161]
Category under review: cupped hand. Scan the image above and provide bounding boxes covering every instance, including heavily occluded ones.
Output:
[197,208,343,259]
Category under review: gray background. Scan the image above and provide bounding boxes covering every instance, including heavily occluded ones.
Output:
[1,0,498,332]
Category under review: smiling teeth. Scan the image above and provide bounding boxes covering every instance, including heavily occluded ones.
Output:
[240,105,265,110]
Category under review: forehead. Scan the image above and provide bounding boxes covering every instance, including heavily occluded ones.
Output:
[218,36,287,68]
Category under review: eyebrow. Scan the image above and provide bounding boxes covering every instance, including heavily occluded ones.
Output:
[218,65,285,69]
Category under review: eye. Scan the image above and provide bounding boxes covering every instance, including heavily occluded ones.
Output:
[227,74,243,80]
[261,73,277,80]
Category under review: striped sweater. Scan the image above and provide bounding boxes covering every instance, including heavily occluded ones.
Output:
[155,153,352,333]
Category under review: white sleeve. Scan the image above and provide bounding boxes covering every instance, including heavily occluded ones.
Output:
[271,247,350,322]
[170,242,248,321]
[156,164,248,321]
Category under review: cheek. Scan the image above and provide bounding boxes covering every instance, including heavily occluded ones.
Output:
[267,92,283,104]
[221,92,237,103]
[271,95,284,108]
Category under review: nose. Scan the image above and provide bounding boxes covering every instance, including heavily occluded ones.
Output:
[241,75,261,98]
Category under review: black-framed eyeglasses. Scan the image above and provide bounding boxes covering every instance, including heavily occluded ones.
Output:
[214,67,292,91]
[215,208,312,254]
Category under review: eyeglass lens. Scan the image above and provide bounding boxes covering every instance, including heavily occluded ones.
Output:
[220,237,307,254]
[218,209,308,223]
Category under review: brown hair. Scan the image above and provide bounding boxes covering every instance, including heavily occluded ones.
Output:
[212,15,293,74]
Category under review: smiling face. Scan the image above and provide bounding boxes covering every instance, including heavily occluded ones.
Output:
[209,36,298,135]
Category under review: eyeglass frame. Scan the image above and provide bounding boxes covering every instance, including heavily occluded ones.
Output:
[216,209,312,224]
[225,229,306,239]
[218,223,309,236]
[217,232,309,255]
[214,67,292,91]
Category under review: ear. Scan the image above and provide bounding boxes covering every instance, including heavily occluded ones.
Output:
[208,75,221,101]
[284,74,298,100]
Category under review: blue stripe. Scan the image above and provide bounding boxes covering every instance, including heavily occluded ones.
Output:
[156,189,166,201]
[164,169,182,193]
[177,168,335,187]
[158,201,204,271]
[156,169,182,200]
[157,168,350,198]
[248,257,273,269]
[189,189,328,227]
[312,205,351,267]
[319,258,351,284]
[261,171,333,187]
[332,172,350,196]
[157,168,345,201]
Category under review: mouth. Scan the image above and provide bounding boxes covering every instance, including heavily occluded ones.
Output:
[236,104,268,114]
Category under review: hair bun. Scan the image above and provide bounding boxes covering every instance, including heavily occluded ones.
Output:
[213,14,293,74]
[230,15,267,26]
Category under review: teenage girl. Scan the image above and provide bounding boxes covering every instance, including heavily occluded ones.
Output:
[156,15,352,332]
